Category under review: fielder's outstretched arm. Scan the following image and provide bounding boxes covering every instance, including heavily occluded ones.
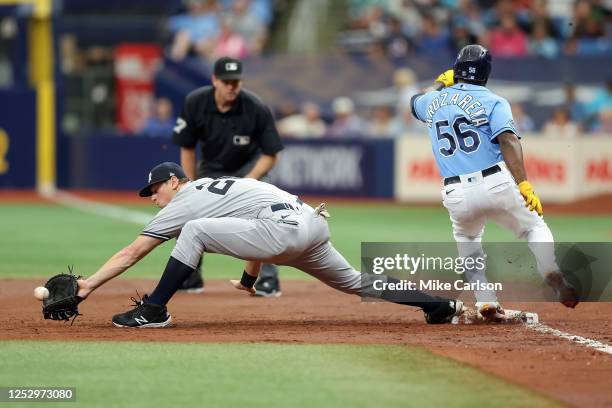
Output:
[77,235,163,299]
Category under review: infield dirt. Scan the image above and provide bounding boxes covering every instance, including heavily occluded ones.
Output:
[1,279,611,407]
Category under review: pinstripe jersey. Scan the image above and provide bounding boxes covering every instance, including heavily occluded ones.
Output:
[141,177,299,241]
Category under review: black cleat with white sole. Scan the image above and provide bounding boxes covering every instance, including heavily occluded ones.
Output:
[253,277,282,298]
[178,269,204,294]
[112,294,172,328]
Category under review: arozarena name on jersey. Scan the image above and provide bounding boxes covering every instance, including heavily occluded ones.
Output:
[424,92,488,128]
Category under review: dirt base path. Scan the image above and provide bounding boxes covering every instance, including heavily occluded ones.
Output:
[2,279,611,407]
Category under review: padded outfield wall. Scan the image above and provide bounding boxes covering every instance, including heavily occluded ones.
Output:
[0,90,37,189]
[3,125,612,203]
[395,136,612,203]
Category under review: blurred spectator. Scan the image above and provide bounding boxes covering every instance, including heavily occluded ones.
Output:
[547,0,575,20]
[417,14,452,55]
[387,0,422,39]
[592,109,612,134]
[224,0,267,56]
[220,0,273,25]
[563,83,587,123]
[277,102,327,138]
[343,0,611,59]
[169,0,220,61]
[350,4,389,47]
[394,67,418,116]
[382,17,413,58]
[367,105,394,137]
[527,0,562,40]
[542,107,579,138]
[328,97,365,138]
[571,0,605,40]
[585,80,612,130]
[450,22,477,53]
[452,0,486,39]
[203,16,249,60]
[489,14,528,57]
[481,0,516,28]
[389,107,423,137]
[141,98,176,138]
[510,103,535,134]
[276,101,298,120]
[348,1,387,30]
[562,36,579,56]
[529,21,559,59]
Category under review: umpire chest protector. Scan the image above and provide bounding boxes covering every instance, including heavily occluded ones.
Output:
[172,86,283,175]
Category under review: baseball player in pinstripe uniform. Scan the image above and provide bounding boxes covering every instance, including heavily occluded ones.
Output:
[75,162,465,327]
[410,44,579,321]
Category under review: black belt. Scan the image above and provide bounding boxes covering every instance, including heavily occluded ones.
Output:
[443,165,502,186]
[271,199,303,212]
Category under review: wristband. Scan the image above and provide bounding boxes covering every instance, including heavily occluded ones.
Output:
[240,270,257,288]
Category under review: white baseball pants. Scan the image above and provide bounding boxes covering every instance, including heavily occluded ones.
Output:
[441,162,558,303]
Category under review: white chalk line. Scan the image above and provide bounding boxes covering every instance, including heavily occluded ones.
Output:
[47,192,612,355]
[526,322,612,355]
[50,191,151,226]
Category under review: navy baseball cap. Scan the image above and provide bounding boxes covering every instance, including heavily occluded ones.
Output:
[139,162,187,197]
[213,56,242,80]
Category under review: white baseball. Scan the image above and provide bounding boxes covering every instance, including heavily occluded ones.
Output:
[34,286,49,301]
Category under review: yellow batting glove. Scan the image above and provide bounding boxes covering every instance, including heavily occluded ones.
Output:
[435,69,454,88]
[518,181,543,216]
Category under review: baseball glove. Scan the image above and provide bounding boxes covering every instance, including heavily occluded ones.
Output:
[42,267,83,324]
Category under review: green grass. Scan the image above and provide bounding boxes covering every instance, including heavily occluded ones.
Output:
[1,203,611,279]
[0,341,559,408]
[0,202,587,407]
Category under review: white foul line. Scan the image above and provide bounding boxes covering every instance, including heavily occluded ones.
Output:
[50,191,152,225]
[526,323,612,355]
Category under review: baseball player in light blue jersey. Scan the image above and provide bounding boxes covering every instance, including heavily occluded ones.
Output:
[411,44,579,321]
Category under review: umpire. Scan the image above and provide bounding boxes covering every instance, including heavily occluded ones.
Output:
[172,56,284,297]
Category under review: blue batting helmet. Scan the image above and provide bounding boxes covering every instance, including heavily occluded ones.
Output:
[453,44,492,84]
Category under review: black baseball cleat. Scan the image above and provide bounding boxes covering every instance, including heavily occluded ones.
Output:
[545,272,580,308]
[178,269,204,294]
[112,294,172,328]
[424,300,465,324]
[253,277,282,298]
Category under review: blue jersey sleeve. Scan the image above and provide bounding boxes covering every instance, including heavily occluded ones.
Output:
[411,91,436,123]
[489,98,519,140]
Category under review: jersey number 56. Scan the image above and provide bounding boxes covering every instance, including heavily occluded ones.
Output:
[435,116,480,157]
